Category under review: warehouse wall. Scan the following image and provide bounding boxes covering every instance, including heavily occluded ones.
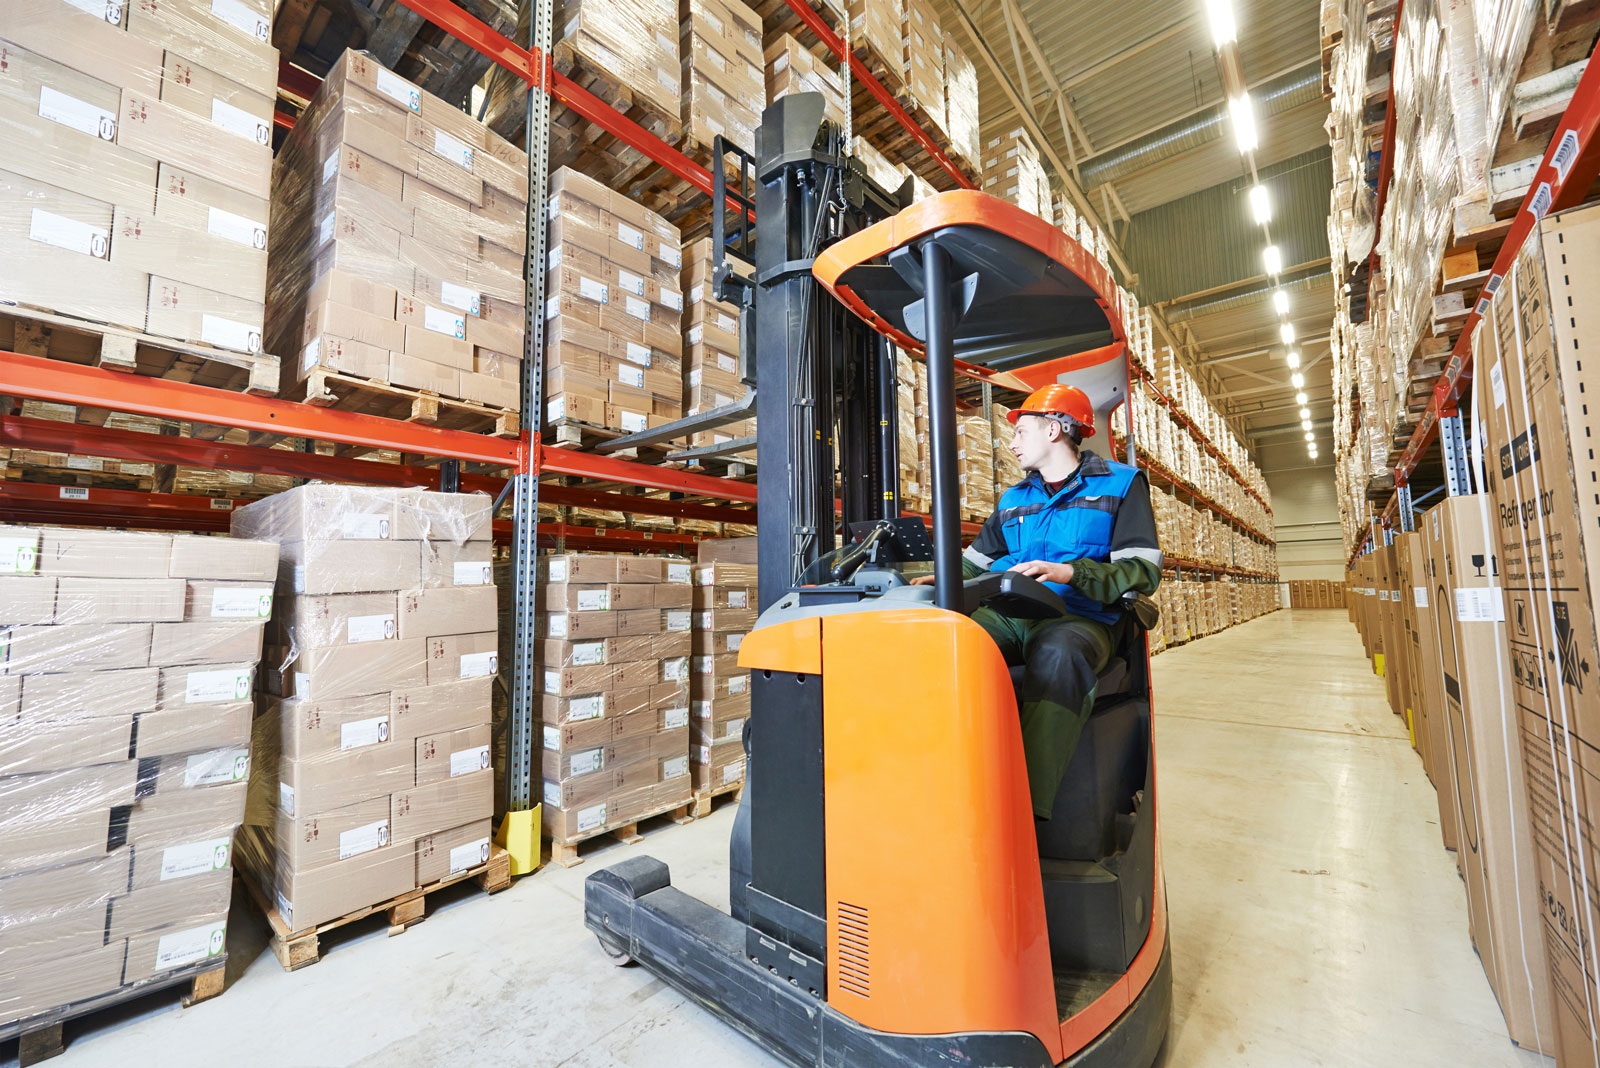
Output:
[1259,444,1345,579]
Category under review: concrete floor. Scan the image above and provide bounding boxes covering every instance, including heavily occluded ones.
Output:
[7,609,1550,1067]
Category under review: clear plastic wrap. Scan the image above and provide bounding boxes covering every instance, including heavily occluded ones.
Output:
[1325,0,1377,266]
[767,34,847,131]
[683,0,764,153]
[0,524,277,1027]
[555,0,682,120]
[942,37,980,174]
[546,165,684,435]
[530,553,692,840]
[847,0,904,82]
[0,2,276,347]
[691,541,755,794]
[224,484,496,934]
[266,49,529,413]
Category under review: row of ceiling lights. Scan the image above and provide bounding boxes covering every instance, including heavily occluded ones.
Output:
[1208,0,1317,462]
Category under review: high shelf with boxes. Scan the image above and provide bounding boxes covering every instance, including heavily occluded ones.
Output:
[690,541,756,812]
[1323,0,1600,555]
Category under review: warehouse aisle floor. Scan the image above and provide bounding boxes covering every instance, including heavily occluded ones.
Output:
[16,609,1547,1068]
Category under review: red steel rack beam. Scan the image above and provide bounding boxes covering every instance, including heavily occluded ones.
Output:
[778,0,974,190]
[1386,48,1600,505]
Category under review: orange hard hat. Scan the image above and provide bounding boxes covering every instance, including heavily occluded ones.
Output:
[1007,383,1095,438]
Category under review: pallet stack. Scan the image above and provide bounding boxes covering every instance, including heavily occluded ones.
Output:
[982,127,1051,220]
[991,404,1023,491]
[2,3,278,377]
[766,33,847,129]
[0,525,275,1026]
[900,0,943,125]
[942,38,980,178]
[545,167,685,443]
[957,413,996,522]
[682,237,754,461]
[231,485,497,938]
[691,541,756,803]
[847,0,904,91]
[265,50,527,422]
[681,0,765,158]
[894,348,927,513]
[535,554,693,861]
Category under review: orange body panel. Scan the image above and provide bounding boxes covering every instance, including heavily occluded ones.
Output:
[820,608,1063,1062]
[737,615,822,675]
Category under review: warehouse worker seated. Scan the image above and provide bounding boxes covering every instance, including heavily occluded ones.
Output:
[920,384,1161,818]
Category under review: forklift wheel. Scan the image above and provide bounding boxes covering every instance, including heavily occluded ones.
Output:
[598,938,635,967]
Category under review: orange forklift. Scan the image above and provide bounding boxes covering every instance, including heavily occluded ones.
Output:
[585,93,1170,1067]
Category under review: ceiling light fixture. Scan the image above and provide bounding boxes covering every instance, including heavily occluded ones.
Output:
[1299,407,1310,419]
[1262,244,1282,275]
[1291,372,1304,389]
[1305,431,1314,441]
[1286,349,1301,368]
[1249,183,1271,224]
[1295,391,1308,405]
[1207,0,1236,46]
[1229,94,1258,153]
[1279,321,1296,344]
[1273,289,1290,315]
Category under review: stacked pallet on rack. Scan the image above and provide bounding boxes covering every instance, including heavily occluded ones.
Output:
[690,539,755,811]
[956,413,996,522]
[894,348,928,513]
[942,38,981,180]
[231,485,501,962]
[847,0,904,92]
[681,0,765,160]
[265,50,527,432]
[2,1,280,392]
[0,525,276,1030]
[545,167,686,447]
[899,0,943,128]
[991,404,1023,491]
[766,33,847,129]
[681,237,755,464]
[536,553,694,865]
[982,127,1052,221]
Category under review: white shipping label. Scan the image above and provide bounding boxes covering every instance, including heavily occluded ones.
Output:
[545,396,565,420]
[568,695,605,720]
[544,669,563,693]
[340,513,391,539]
[185,668,252,704]
[1553,128,1581,182]
[38,86,116,139]
[322,149,341,183]
[662,289,683,312]
[663,755,689,780]
[184,747,250,787]
[449,837,490,874]
[616,221,644,250]
[460,651,497,678]
[543,781,561,807]
[1378,590,1389,601]
[690,283,705,304]
[160,837,231,881]
[433,129,473,170]
[453,560,492,586]
[64,0,125,22]
[723,760,745,785]
[571,641,605,666]
[276,892,293,929]
[542,725,562,750]
[621,411,647,433]
[570,748,603,776]
[340,715,389,750]
[616,269,645,295]
[66,456,103,471]
[577,803,607,833]
[579,276,609,304]
[547,559,570,582]
[339,819,390,859]
[662,245,682,269]
[449,744,490,777]
[318,211,336,246]
[619,363,645,389]
[667,563,690,584]
[279,782,295,817]
[1455,587,1505,623]
[728,590,748,608]
[375,67,422,111]
[576,589,611,611]
[717,354,737,374]
[729,675,749,695]
[726,632,744,651]
[201,314,259,353]
[626,342,652,366]
[29,208,108,259]
[207,206,267,250]
[423,304,466,339]
[663,657,688,682]
[666,610,690,632]
[547,613,569,638]
[723,718,745,740]
[625,295,650,321]
[210,585,272,618]
[688,325,704,345]
[303,338,321,371]
[1413,587,1428,608]
[658,68,677,91]
[717,313,737,334]
[0,537,38,574]
[155,921,227,971]
[547,246,562,271]
[1491,363,1507,409]
[294,669,310,693]
[211,0,269,40]
[664,707,688,730]
[440,281,481,315]
[211,97,269,145]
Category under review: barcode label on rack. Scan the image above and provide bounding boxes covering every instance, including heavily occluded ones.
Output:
[1529,182,1552,222]
[59,486,90,500]
[1552,129,1580,182]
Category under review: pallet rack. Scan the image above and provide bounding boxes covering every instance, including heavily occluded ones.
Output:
[0,0,1278,821]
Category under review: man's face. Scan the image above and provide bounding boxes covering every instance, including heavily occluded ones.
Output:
[1011,414,1061,471]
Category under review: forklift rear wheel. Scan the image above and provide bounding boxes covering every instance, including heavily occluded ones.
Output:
[598,937,635,966]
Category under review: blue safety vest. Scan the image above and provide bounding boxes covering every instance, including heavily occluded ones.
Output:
[985,452,1140,625]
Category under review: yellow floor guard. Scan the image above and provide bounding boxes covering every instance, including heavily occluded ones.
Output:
[1373,653,1385,677]
[497,806,542,876]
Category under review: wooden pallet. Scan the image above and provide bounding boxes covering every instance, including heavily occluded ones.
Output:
[1,451,157,492]
[750,0,846,54]
[2,959,225,1065]
[544,417,683,459]
[240,845,512,972]
[689,778,746,820]
[0,307,280,396]
[549,796,694,868]
[298,369,519,438]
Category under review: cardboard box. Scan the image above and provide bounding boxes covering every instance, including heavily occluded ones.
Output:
[124,781,247,843]
[398,586,497,640]
[425,633,498,685]
[284,639,428,702]
[277,541,423,596]
[0,807,110,877]
[18,666,157,719]
[35,529,170,578]
[392,768,493,840]
[414,725,491,785]
[246,829,416,933]
[269,794,394,871]
[0,761,139,821]
[149,621,265,666]
[109,868,232,940]
[415,818,492,883]
[1,623,152,675]
[0,576,56,626]
[138,745,253,796]
[390,678,492,742]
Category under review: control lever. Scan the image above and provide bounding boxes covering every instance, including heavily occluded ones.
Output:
[961,571,1068,620]
[830,520,894,583]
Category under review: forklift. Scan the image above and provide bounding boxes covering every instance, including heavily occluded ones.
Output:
[585,93,1171,1068]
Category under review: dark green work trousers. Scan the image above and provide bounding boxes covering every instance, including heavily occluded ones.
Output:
[972,608,1114,819]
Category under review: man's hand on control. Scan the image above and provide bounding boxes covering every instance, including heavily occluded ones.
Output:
[1009,560,1074,585]
[910,574,937,586]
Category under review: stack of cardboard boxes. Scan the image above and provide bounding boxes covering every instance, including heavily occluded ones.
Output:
[555,0,681,124]
[230,485,497,933]
[545,167,685,437]
[682,237,754,459]
[535,554,693,842]
[894,348,927,513]
[766,34,847,130]
[0,525,275,1026]
[943,39,980,175]
[265,50,528,414]
[691,543,756,795]
[991,404,1023,492]
[982,127,1051,221]
[847,0,904,86]
[2,3,277,353]
[681,0,764,155]
[957,413,996,521]
[900,0,943,122]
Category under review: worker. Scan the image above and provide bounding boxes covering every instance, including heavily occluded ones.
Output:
[922,384,1162,818]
